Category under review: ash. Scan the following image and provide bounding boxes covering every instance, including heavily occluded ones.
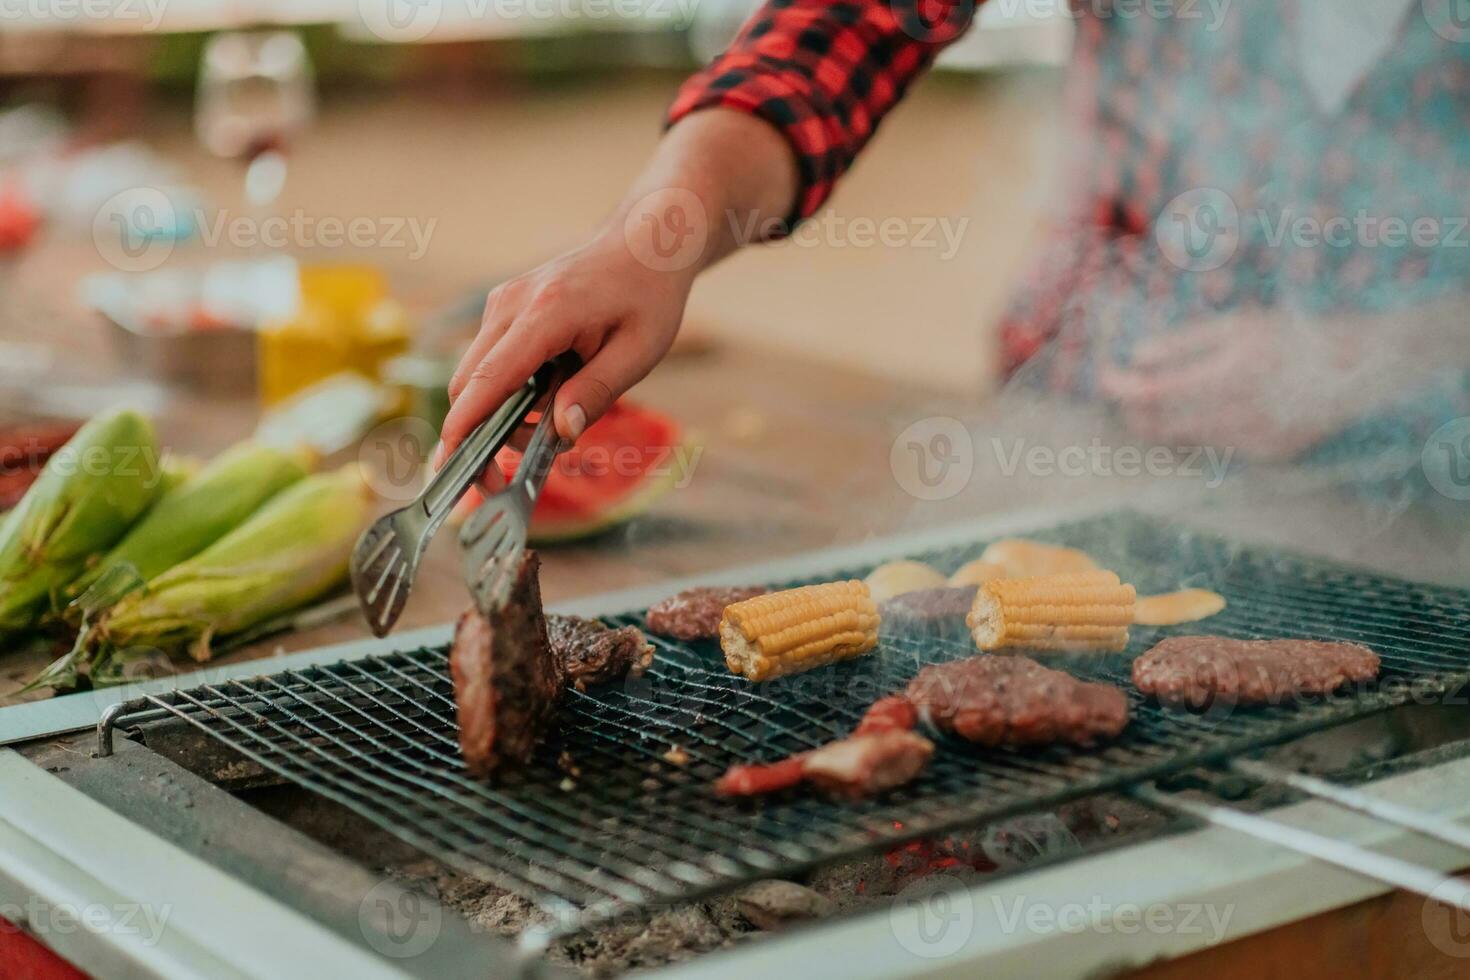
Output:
[382,794,1165,978]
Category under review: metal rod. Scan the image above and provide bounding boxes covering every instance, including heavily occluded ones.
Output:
[1131,783,1470,914]
[1231,759,1470,853]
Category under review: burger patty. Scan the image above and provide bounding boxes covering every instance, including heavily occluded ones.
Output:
[904,656,1130,747]
[878,585,978,623]
[645,585,769,641]
[1132,636,1380,708]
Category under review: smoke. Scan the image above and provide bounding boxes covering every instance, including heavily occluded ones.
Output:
[892,0,1470,581]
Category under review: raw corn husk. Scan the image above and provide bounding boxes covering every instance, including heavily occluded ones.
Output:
[68,440,310,599]
[0,409,164,633]
[99,465,372,663]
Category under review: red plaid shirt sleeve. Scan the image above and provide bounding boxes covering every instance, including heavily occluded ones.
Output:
[667,0,974,223]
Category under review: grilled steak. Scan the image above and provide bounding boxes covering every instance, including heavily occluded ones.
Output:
[452,555,659,778]
[547,614,654,692]
[1132,636,1381,708]
[645,585,769,641]
[450,552,564,779]
[904,656,1130,747]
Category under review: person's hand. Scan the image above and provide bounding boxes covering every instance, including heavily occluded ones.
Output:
[1097,311,1373,460]
[437,229,695,476]
[435,108,799,481]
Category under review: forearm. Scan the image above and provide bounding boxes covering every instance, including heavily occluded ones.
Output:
[603,108,800,278]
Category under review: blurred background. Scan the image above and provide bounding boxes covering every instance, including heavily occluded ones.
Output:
[0,1,1085,695]
[0,0,1070,406]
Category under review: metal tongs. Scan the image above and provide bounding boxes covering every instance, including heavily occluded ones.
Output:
[458,358,573,614]
[349,357,568,637]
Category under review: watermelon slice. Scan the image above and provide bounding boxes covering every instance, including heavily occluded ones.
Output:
[457,401,690,543]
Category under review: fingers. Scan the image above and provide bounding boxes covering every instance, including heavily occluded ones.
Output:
[430,439,506,494]
[440,317,564,454]
[448,283,522,405]
[553,326,668,441]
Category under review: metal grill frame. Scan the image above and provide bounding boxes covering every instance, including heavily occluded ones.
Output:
[98,510,1470,951]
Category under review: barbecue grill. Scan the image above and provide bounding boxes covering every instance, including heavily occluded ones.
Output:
[89,509,1470,967]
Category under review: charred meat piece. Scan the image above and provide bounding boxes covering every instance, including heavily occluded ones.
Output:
[905,656,1130,747]
[645,585,768,641]
[715,697,923,799]
[1133,636,1380,708]
[547,614,654,692]
[714,730,933,799]
[853,695,918,735]
[801,731,934,799]
[715,755,808,797]
[450,552,565,779]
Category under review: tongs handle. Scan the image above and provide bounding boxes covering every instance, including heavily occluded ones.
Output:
[511,363,573,501]
[418,361,557,525]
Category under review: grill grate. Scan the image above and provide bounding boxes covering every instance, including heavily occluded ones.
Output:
[102,511,1470,944]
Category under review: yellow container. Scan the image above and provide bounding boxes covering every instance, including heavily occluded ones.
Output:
[257,265,410,407]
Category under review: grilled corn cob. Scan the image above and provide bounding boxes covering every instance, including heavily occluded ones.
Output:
[0,409,163,632]
[99,465,371,663]
[69,441,310,599]
[968,570,1135,653]
[720,581,880,681]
